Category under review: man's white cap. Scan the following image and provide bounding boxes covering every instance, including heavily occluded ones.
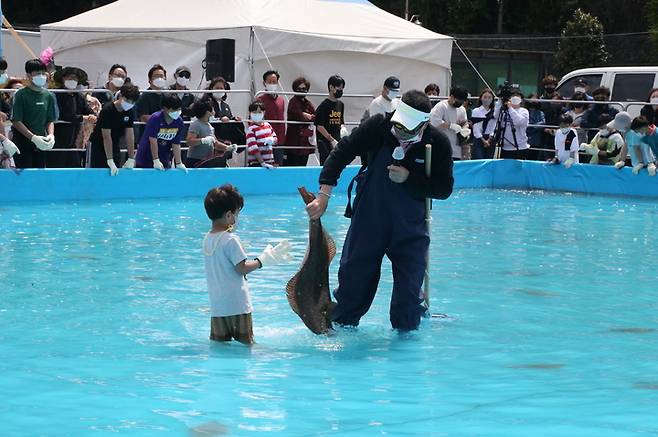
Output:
[390,100,430,130]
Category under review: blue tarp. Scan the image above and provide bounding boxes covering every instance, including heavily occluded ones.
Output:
[1,160,657,203]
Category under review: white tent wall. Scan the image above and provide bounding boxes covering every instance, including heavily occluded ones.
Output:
[1,29,41,77]
[40,0,453,129]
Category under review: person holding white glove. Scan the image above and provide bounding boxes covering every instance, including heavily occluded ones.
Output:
[245,101,278,168]
[580,112,629,166]
[549,114,579,168]
[10,58,58,168]
[134,94,187,171]
[429,86,469,160]
[0,135,20,168]
[185,99,234,168]
[89,83,141,174]
[202,184,294,345]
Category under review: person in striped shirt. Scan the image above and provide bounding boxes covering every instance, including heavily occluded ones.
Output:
[246,101,277,168]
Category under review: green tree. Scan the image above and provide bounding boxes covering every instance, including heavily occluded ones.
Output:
[647,0,658,55]
[555,8,609,75]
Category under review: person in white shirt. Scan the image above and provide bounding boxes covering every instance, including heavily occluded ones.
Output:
[367,76,401,118]
[493,90,530,159]
[430,85,469,160]
[471,88,496,159]
[548,114,579,168]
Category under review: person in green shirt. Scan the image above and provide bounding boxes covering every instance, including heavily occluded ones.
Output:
[11,59,58,168]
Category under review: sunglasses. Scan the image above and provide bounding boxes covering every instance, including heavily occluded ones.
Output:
[296,88,308,93]
[392,120,427,134]
[177,72,191,79]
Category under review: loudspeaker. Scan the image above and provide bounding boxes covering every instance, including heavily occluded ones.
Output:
[205,39,235,82]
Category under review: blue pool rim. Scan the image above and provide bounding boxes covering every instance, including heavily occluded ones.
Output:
[2,160,657,203]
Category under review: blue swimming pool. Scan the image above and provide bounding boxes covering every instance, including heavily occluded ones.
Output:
[2,188,658,436]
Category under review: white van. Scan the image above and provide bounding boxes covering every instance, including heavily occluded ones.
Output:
[556,67,658,116]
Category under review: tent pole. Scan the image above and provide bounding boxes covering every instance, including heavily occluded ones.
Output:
[249,26,255,100]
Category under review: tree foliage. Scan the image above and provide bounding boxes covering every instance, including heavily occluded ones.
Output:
[555,9,609,75]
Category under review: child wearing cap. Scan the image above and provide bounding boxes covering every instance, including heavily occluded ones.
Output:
[580,112,629,166]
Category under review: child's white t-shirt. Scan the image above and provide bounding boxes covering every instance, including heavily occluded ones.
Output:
[203,231,252,317]
[554,128,579,163]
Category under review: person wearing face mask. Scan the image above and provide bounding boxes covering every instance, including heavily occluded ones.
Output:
[170,66,195,120]
[135,94,187,171]
[367,76,401,119]
[136,64,168,124]
[471,88,496,159]
[305,90,453,331]
[429,85,469,160]
[424,83,441,100]
[10,59,58,168]
[564,91,589,145]
[246,101,277,168]
[186,99,235,168]
[580,86,619,142]
[580,112,629,166]
[314,75,346,165]
[88,84,140,175]
[492,91,530,159]
[640,88,658,126]
[285,77,316,167]
[572,78,593,101]
[51,66,95,168]
[257,70,286,165]
[539,75,564,158]
[622,116,654,175]
[93,64,128,106]
[547,114,579,168]
[203,76,245,152]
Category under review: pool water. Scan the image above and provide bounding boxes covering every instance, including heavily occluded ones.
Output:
[2,189,658,436]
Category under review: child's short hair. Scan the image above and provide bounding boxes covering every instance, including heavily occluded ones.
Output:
[162,94,182,110]
[558,114,573,125]
[25,59,46,75]
[120,84,140,102]
[192,99,213,119]
[248,100,266,112]
[204,184,244,221]
[631,116,649,131]
[598,113,613,127]
[327,75,345,89]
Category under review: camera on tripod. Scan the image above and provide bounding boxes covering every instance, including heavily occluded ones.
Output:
[497,80,520,103]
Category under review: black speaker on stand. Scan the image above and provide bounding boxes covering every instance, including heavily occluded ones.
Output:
[205,39,235,82]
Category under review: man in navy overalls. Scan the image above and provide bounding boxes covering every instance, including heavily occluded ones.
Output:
[306,90,454,330]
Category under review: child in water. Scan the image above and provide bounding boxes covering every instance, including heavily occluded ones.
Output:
[203,184,291,344]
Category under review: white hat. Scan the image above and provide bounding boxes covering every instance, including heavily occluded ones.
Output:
[607,111,632,132]
[390,100,430,131]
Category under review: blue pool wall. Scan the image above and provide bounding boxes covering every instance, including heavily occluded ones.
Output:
[1,160,657,203]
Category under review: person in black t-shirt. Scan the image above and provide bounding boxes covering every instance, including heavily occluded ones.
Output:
[89,84,140,175]
[314,75,345,164]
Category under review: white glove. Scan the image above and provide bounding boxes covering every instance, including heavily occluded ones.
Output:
[31,135,53,151]
[263,136,276,146]
[632,163,644,174]
[107,159,119,176]
[153,158,165,171]
[175,162,188,173]
[201,136,215,146]
[459,127,471,138]
[580,143,599,156]
[449,123,463,134]
[564,157,575,169]
[44,134,55,148]
[614,160,625,170]
[1,138,20,157]
[122,158,135,169]
[256,240,292,267]
[340,125,349,138]
[261,162,274,169]
[330,139,339,148]
[648,163,657,176]
[226,144,238,153]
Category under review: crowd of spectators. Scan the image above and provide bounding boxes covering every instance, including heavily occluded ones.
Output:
[1,55,658,176]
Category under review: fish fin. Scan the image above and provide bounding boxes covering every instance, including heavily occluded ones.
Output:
[286,274,302,315]
[324,230,337,262]
[298,187,316,205]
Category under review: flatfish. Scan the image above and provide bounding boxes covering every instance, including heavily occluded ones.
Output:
[286,187,337,334]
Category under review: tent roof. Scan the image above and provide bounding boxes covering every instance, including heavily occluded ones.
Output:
[40,0,452,41]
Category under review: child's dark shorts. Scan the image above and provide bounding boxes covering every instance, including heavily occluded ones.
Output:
[210,313,254,344]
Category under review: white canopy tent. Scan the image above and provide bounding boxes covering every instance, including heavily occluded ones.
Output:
[40,0,453,125]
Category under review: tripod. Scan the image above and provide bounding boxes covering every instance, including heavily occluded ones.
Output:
[492,103,519,159]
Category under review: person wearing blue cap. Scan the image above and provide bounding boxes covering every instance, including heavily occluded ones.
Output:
[306,90,454,331]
